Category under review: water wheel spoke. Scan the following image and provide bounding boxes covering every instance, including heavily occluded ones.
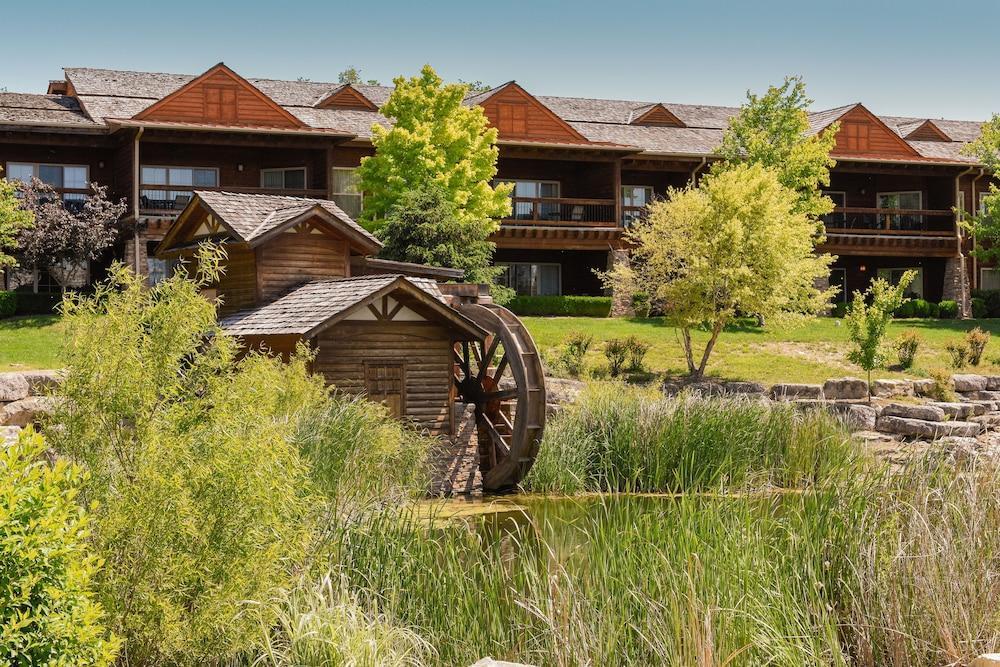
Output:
[453,346,470,376]
[483,387,519,402]
[476,337,503,382]
[493,352,509,382]
[482,414,511,458]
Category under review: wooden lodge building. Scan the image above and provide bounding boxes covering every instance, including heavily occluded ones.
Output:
[1,62,998,309]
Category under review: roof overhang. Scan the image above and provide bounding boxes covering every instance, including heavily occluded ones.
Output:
[247,204,382,255]
[105,117,355,138]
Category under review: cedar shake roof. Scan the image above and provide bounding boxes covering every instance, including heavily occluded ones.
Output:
[219,274,484,340]
[192,190,380,249]
[0,65,987,165]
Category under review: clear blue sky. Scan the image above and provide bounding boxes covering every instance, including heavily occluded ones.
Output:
[5,0,997,121]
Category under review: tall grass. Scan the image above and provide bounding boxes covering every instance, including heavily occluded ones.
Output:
[527,383,862,494]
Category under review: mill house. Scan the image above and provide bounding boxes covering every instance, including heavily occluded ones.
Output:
[0,63,996,307]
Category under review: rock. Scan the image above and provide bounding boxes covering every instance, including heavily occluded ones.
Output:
[0,396,58,428]
[876,415,982,438]
[828,402,878,431]
[771,383,824,401]
[971,654,1000,667]
[20,370,61,396]
[544,377,585,406]
[0,373,30,402]
[964,399,1000,412]
[912,379,936,396]
[929,401,987,419]
[881,403,946,422]
[822,377,868,400]
[987,377,1000,391]
[953,374,989,392]
[1,426,21,446]
[972,413,1000,428]
[720,381,767,396]
[872,379,914,398]
[962,390,1000,401]
[471,660,536,667]
[662,379,767,399]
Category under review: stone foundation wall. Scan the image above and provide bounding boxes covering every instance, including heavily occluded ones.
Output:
[0,370,61,442]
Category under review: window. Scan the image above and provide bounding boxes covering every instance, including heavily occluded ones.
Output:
[497,262,561,296]
[981,267,1000,291]
[146,241,178,286]
[6,162,89,201]
[822,191,847,227]
[877,267,924,299]
[499,180,560,220]
[958,191,966,222]
[261,167,307,190]
[621,186,654,225]
[843,122,870,152]
[497,103,527,134]
[140,166,218,211]
[981,192,993,216]
[877,191,922,230]
[331,168,363,219]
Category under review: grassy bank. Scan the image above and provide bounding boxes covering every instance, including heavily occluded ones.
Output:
[524,315,1000,384]
[525,383,861,494]
[0,315,63,371]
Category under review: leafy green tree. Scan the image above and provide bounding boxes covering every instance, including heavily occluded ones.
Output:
[338,66,380,86]
[357,64,511,235]
[48,245,328,664]
[0,429,120,666]
[717,76,838,219]
[604,164,836,379]
[0,171,34,272]
[962,114,1000,263]
[377,182,510,299]
[845,270,915,394]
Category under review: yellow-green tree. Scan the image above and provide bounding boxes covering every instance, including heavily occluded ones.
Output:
[0,171,34,270]
[605,164,836,379]
[717,76,838,219]
[358,65,510,228]
[962,114,1000,262]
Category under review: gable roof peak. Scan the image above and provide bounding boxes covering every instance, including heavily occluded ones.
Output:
[628,102,686,127]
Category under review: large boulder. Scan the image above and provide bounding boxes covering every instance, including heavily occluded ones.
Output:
[881,403,946,422]
[912,379,936,397]
[0,396,59,428]
[952,374,989,393]
[986,377,1000,391]
[20,370,61,396]
[972,413,1000,428]
[0,373,29,403]
[822,377,868,400]
[827,402,878,431]
[662,379,767,398]
[872,379,914,398]
[929,401,987,419]
[771,383,824,401]
[962,390,1000,402]
[876,415,982,438]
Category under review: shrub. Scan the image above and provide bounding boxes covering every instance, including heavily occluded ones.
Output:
[972,297,989,319]
[946,341,969,369]
[939,300,959,319]
[928,368,956,402]
[929,302,940,318]
[631,292,651,318]
[13,291,62,315]
[0,429,120,665]
[847,272,914,389]
[911,298,933,318]
[975,288,1000,317]
[894,300,916,318]
[896,330,921,369]
[624,335,651,371]
[48,249,327,664]
[967,327,991,366]
[0,290,15,318]
[604,338,629,377]
[508,295,612,317]
[557,330,594,377]
[831,301,848,318]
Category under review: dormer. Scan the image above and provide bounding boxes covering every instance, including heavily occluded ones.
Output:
[901,119,950,142]
[314,84,378,111]
[813,104,922,159]
[629,103,685,127]
[133,63,306,129]
[470,81,589,144]
[47,79,68,95]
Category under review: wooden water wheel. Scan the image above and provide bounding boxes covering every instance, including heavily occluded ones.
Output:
[453,303,546,491]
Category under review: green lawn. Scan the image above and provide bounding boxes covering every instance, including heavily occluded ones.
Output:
[0,316,65,371]
[523,316,1000,385]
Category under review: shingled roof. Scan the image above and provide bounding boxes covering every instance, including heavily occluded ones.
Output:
[192,190,380,250]
[219,274,484,340]
[0,65,988,164]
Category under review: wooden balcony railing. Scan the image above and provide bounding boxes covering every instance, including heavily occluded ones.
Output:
[138,184,328,215]
[823,207,955,235]
[504,197,616,226]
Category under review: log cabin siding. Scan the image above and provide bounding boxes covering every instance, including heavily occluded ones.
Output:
[256,231,349,301]
[216,245,258,314]
[481,85,588,144]
[831,107,921,159]
[313,321,454,437]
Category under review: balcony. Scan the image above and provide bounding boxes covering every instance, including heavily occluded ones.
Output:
[822,207,955,235]
[139,184,328,216]
[503,197,617,226]
[820,207,957,257]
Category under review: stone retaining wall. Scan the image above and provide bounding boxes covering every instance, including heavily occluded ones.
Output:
[0,371,61,440]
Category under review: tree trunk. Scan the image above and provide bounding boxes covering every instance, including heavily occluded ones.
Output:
[681,327,697,376]
[695,321,725,378]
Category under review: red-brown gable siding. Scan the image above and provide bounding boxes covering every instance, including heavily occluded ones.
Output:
[830,106,921,159]
[316,86,377,111]
[480,84,588,144]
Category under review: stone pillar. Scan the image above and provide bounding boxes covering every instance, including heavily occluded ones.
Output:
[943,255,972,318]
[607,249,633,317]
[123,227,149,284]
[814,272,832,315]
